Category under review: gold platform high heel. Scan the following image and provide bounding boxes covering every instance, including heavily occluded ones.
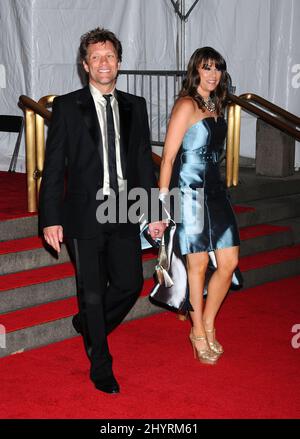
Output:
[204,328,224,355]
[189,331,219,365]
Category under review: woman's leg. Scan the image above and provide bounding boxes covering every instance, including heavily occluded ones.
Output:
[203,246,239,346]
[186,252,210,351]
[186,251,209,329]
[186,251,219,363]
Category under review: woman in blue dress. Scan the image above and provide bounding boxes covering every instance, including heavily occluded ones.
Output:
[159,47,240,365]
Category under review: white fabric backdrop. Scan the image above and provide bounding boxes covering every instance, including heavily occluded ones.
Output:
[0,0,299,171]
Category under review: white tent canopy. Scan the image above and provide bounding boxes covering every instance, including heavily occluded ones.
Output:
[0,0,299,171]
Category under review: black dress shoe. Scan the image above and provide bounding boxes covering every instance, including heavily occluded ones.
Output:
[72,313,82,334]
[94,375,120,394]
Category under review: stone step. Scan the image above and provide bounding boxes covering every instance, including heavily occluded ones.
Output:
[0,297,162,358]
[2,195,300,275]
[236,194,300,228]
[1,243,300,358]
[228,168,300,203]
[1,168,300,242]
[239,244,300,290]
[0,239,156,276]
[271,216,300,243]
[0,219,300,313]
[239,223,294,257]
[0,222,295,314]
[0,215,38,242]
[0,238,70,275]
[0,249,158,314]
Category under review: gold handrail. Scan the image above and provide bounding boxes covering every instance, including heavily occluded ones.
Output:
[24,109,37,212]
[228,93,300,140]
[152,152,162,168]
[239,93,300,126]
[226,105,235,185]
[225,92,300,186]
[19,95,55,211]
[18,95,164,212]
[19,95,52,120]
[36,96,56,193]
[19,91,300,211]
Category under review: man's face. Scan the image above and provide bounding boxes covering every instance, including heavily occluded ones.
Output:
[83,41,120,92]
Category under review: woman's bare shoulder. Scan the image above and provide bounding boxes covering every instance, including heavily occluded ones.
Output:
[172,96,196,118]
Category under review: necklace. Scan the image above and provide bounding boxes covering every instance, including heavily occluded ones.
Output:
[201,95,216,113]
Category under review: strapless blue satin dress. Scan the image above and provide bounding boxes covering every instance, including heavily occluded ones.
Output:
[177,116,240,255]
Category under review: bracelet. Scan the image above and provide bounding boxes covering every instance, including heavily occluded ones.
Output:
[159,190,169,204]
[158,190,171,220]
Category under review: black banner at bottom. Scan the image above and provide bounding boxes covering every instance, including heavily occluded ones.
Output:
[0,419,299,437]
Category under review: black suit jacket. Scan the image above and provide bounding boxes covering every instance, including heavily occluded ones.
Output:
[39,86,158,238]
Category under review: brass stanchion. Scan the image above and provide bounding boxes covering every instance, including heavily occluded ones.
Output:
[25,109,37,212]
[35,113,45,194]
[36,95,56,196]
[232,105,241,186]
[226,104,235,187]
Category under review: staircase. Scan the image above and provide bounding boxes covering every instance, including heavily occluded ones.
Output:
[1,167,300,358]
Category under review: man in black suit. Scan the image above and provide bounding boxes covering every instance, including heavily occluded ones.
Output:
[39,28,165,394]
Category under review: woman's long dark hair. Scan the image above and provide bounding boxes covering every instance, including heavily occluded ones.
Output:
[178,47,230,114]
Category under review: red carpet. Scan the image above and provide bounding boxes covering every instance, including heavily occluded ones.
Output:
[0,263,75,291]
[1,242,300,334]
[1,240,299,294]
[0,236,43,254]
[1,297,77,332]
[0,275,299,419]
[0,254,156,292]
[1,278,155,333]
[239,223,290,240]
[0,224,289,255]
[0,171,254,221]
[239,244,300,271]
[0,221,291,297]
[233,205,255,213]
[0,171,36,220]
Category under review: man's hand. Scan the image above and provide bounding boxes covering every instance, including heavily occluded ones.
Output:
[148,221,167,239]
[43,225,63,253]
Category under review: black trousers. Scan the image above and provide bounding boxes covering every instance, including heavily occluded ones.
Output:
[67,223,143,382]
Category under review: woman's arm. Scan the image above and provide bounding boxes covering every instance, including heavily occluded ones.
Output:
[159,98,195,193]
